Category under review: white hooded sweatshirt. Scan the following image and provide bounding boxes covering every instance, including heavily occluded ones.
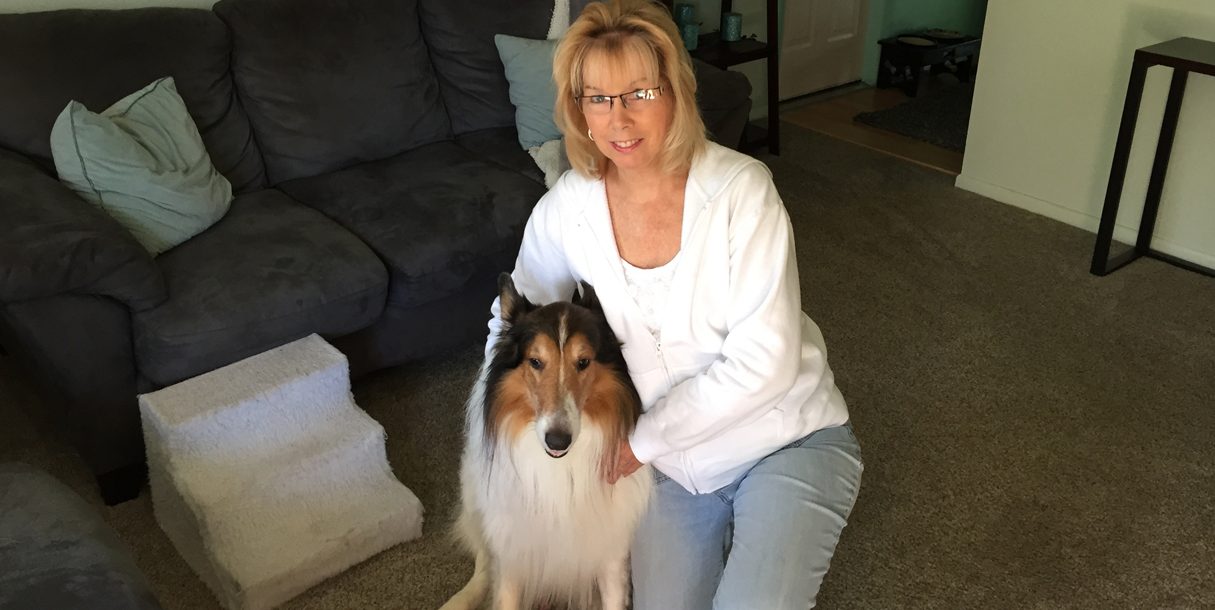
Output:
[486,142,849,494]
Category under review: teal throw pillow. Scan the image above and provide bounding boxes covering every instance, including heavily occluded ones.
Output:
[495,34,563,150]
[50,77,232,256]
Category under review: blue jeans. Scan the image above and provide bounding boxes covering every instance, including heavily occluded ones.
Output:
[631,423,863,610]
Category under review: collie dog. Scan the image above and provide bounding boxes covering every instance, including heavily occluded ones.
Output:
[441,274,653,610]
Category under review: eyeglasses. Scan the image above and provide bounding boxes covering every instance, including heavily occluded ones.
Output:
[575,86,665,115]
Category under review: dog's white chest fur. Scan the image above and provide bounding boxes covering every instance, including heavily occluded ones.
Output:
[471,426,652,603]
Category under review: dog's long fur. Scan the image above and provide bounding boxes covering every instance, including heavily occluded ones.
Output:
[441,274,653,610]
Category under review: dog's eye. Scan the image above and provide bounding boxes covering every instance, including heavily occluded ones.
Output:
[528,358,543,370]
[575,358,590,371]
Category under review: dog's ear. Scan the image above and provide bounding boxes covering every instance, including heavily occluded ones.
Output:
[572,280,603,313]
[498,272,535,324]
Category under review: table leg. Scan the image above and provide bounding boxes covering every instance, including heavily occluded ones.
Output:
[1136,68,1189,254]
[1091,60,1148,276]
[901,65,924,97]
[767,3,780,155]
[958,55,977,83]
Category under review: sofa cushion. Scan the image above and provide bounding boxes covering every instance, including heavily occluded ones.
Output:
[0,8,266,194]
[418,0,556,136]
[215,0,451,185]
[278,141,545,309]
[454,127,545,186]
[133,189,388,386]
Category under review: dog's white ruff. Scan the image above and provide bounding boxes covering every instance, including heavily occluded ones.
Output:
[444,363,653,609]
[139,334,423,610]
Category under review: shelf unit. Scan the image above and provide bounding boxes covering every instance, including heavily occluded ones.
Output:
[689,0,779,155]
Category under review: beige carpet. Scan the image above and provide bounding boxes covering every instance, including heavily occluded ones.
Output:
[2,123,1214,609]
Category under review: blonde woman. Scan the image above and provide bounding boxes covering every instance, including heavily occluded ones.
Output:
[485,0,863,607]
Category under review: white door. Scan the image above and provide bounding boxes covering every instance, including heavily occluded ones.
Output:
[780,0,867,99]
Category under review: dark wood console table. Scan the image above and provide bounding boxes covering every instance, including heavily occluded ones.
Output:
[689,0,779,155]
[1091,37,1215,277]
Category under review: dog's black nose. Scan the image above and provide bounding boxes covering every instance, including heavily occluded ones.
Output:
[545,431,572,452]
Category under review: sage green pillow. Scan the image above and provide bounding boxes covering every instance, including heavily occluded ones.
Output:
[494,34,562,150]
[50,77,232,256]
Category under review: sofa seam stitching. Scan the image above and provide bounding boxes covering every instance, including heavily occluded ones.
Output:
[68,103,105,208]
[134,281,388,342]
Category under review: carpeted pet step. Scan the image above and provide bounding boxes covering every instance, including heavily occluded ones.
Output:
[140,334,359,468]
[140,334,423,610]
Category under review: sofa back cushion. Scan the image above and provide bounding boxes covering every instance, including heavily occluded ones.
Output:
[0,8,267,194]
[418,0,557,136]
[214,0,451,185]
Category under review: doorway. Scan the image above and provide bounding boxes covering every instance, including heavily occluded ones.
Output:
[779,0,868,99]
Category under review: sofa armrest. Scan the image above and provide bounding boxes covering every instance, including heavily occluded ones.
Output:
[0,148,166,311]
[0,295,145,482]
[693,58,754,150]
[0,463,162,607]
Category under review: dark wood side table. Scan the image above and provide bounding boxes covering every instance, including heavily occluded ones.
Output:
[690,0,779,155]
[1091,37,1215,277]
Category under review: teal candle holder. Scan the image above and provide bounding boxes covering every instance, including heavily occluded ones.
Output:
[673,3,695,27]
[681,22,700,51]
[721,12,742,42]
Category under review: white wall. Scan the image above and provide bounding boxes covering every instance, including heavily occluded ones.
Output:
[957,1,1215,269]
[0,0,210,10]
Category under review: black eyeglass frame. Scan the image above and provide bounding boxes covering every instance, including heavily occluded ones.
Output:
[574,86,666,112]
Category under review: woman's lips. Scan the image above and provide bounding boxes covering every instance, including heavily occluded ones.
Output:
[611,138,642,152]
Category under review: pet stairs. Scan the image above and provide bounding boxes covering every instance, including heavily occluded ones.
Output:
[140,334,423,610]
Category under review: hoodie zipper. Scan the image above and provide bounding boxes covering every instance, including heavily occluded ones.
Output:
[655,335,673,388]
[657,334,696,493]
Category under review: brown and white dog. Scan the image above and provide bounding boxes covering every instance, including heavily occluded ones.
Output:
[441,274,652,610]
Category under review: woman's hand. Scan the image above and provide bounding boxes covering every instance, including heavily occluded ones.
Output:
[606,438,643,484]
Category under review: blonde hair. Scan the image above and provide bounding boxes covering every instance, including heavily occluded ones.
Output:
[553,0,707,178]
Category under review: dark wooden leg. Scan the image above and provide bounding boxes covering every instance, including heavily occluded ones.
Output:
[916,65,934,97]
[1091,60,1149,276]
[766,0,780,155]
[958,55,977,83]
[1136,68,1188,254]
[877,58,894,88]
[97,462,147,506]
[901,65,923,97]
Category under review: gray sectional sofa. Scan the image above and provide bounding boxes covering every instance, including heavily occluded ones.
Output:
[0,0,752,504]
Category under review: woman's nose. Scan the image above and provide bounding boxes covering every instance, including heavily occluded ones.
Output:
[607,101,633,127]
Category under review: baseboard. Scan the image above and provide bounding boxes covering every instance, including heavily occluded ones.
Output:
[954,174,1215,272]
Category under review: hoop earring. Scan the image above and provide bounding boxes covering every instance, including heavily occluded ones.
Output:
[587,128,594,142]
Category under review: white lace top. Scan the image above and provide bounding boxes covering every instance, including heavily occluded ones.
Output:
[620,253,680,338]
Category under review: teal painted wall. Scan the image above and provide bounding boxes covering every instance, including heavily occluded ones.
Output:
[885,0,988,35]
[862,0,989,84]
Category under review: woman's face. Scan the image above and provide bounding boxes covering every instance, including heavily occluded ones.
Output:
[579,47,674,174]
